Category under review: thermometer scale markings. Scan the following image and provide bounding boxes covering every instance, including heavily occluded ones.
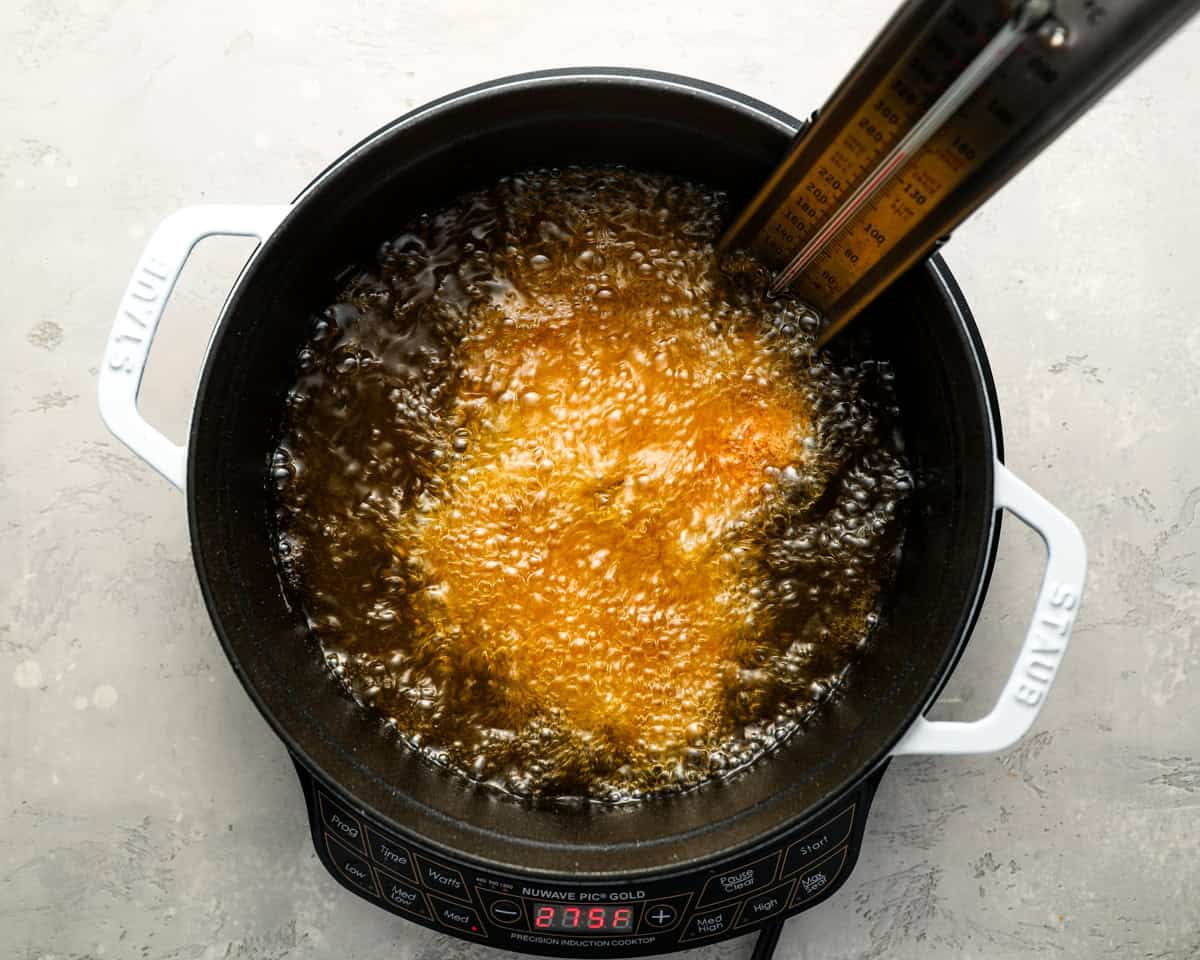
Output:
[721,0,1200,346]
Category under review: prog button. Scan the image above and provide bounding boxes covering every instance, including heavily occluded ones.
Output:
[317,792,367,854]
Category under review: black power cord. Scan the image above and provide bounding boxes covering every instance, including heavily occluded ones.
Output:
[750,918,785,960]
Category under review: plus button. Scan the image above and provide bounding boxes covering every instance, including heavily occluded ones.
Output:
[646,904,678,927]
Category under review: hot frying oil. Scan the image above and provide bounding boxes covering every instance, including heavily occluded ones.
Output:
[271,167,911,801]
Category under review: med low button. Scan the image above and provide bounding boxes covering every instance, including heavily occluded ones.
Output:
[678,906,736,943]
[735,880,795,928]
[429,896,487,938]
[782,804,855,878]
[375,868,431,919]
[317,792,367,854]
[415,854,472,903]
[696,851,780,907]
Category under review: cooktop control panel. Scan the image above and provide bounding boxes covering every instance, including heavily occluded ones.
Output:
[297,763,881,957]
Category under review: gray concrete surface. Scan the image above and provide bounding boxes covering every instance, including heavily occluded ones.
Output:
[3,1,1199,957]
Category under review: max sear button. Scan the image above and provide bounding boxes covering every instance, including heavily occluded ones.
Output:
[735,880,795,928]
[318,792,367,853]
[414,854,472,903]
[697,851,780,906]
[782,805,855,878]
[791,847,849,906]
[679,905,737,943]
[429,895,487,937]
[324,834,378,897]
[375,867,430,919]
[364,826,416,882]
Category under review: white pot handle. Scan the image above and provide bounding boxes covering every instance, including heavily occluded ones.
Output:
[98,204,291,490]
[891,462,1087,755]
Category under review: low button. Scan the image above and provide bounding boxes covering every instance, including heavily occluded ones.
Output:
[415,855,472,903]
[430,896,487,938]
[324,834,378,897]
[365,827,416,882]
[488,899,522,925]
[318,792,367,854]
[679,906,736,943]
[783,805,855,878]
[735,880,795,928]
[792,847,849,906]
[697,851,780,906]
[376,868,431,919]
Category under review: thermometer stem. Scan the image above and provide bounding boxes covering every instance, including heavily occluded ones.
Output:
[771,0,1054,296]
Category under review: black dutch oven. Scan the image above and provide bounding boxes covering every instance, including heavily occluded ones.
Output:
[99,69,1085,957]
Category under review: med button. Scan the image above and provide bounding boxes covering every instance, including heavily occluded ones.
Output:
[429,896,487,938]
[697,851,780,906]
[735,880,795,928]
[415,854,472,903]
[679,906,736,943]
[318,792,367,853]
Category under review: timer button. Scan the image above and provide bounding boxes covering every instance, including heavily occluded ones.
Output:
[429,895,487,938]
[364,826,417,882]
[414,854,472,903]
[735,880,795,928]
[317,792,367,854]
[678,905,736,943]
[791,847,850,906]
[324,834,378,897]
[696,851,780,906]
[375,867,431,919]
[782,805,855,878]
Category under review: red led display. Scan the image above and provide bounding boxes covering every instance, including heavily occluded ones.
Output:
[532,904,634,933]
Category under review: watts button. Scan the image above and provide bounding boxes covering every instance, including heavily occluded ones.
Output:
[415,855,472,903]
